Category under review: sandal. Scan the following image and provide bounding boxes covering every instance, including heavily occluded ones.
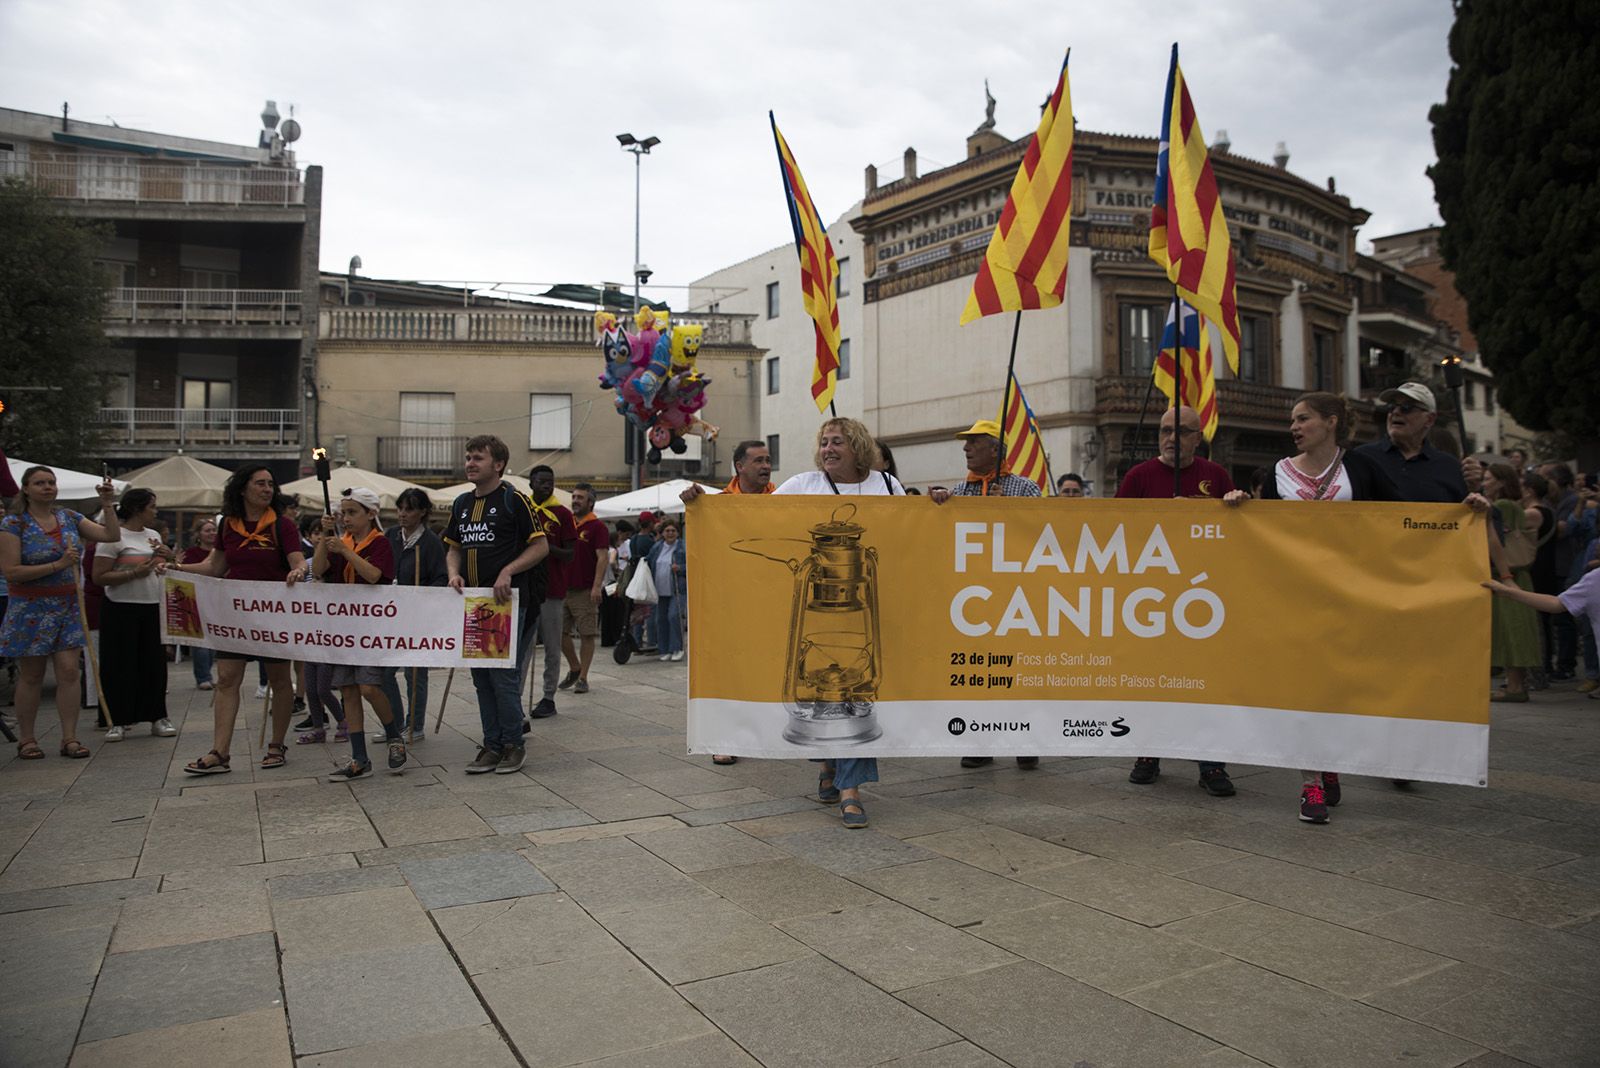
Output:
[713,755,738,766]
[183,749,232,776]
[16,739,45,760]
[260,742,288,770]
[840,798,869,829]
[59,740,91,759]
[817,766,840,805]
[296,729,326,745]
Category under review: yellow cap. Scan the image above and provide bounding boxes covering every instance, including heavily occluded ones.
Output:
[956,419,1002,439]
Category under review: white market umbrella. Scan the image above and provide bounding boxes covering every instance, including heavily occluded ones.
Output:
[428,476,571,512]
[594,479,720,519]
[280,464,426,515]
[6,457,127,504]
[118,454,233,511]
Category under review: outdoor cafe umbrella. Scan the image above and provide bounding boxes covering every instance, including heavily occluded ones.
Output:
[280,464,426,516]
[593,478,719,519]
[117,454,232,511]
[427,475,571,513]
[6,457,127,506]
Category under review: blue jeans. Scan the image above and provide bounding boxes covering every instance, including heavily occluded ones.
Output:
[380,665,430,735]
[652,595,682,656]
[190,646,215,686]
[822,758,878,792]
[471,604,529,751]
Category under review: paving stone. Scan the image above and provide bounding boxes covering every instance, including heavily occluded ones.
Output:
[674,786,778,810]
[111,883,272,953]
[1182,853,1430,925]
[1350,821,1580,874]
[971,897,1225,995]
[263,827,383,862]
[629,823,789,873]
[351,832,531,868]
[67,1005,291,1067]
[525,848,715,916]
[765,827,937,874]
[367,803,494,847]
[524,814,684,845]
[597,896,813,984]
[474,948,714,1066]
[1163,900,1450,999]
[871,1042,1011,1067]
[906,825,1091,877]
[0,993,87,1068]
[0,855,139,892]
[776,898,1017,992]
[848,795,981,839]
[282,941,486,1055]
[570,1031,763,1067]
[1361,961,1600,1066]
[267,864,404,901]
[1355,900,1600,996]
[483,808,595,834]
[0,924,111,1003]
[1353,853,1600,927]
[1046,818,1250,874]
[900,959,1217,1067]
[1536,853,1600,889]
[680,956,956,1068]
[0,901,116,943]
[0,875,157,916]
[135,795,263,876]
[1195,818,1405,875]
[274,885,438,963]
[294,1023,517,1067]
[673,796,817,827]
[80,931,283,1042]
[691,857,884,922]
[850,856,1059,926]
[726,807,842,838]
[399,849,553,909]
[158,853,357,892]
[1124,959,1483,1067]
[1015,855,1242,927]
[434,892,618,974]
[451,782,572,817]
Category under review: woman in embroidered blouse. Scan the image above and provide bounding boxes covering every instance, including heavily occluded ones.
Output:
[164,465,307,775]
[0,466,121,759]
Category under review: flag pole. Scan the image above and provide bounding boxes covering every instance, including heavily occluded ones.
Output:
[1170,289,1184,499]
[999,311,1022,472]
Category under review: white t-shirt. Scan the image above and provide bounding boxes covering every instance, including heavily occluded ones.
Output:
[1558,565,1600,636]
[774,470,906,496]
[102,527,164,604]
[1274,457,1352,502]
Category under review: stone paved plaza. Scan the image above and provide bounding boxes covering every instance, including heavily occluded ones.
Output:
[1,660,1598,1067]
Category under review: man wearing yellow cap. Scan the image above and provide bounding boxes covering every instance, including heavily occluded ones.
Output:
[931,419,1041,769]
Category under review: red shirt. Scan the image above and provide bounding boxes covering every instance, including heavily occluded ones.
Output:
[323,529,395,585]
[1116,457,1234,500]
[566,514,610,593]
[533,500,577,600]
[220,512,301,582]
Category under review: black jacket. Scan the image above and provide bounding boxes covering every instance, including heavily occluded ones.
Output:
[385,525,449,587]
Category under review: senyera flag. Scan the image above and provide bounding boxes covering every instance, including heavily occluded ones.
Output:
[1147,44,1241,374]
[999,374,1052,493]
[1153,300,1220,440]
[960,50,1074,325]
[770,113,842,412]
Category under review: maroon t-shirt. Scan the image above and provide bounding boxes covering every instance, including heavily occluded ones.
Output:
[566,515,610,593]
[219,512,301,582]
[322,531,395,585]
[1116,457,1234,500]
[534,501,577,601]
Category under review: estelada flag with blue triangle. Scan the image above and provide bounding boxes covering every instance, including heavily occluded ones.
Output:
[1154,299,1220,440]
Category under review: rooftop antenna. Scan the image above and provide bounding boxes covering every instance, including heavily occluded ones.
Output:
[61,102,68,131]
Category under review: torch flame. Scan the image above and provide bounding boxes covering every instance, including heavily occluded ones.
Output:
[312,447,327,460]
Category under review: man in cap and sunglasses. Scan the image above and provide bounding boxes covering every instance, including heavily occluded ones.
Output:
[1353,381,1478,503]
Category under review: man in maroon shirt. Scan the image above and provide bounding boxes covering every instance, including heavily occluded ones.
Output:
[559,483,610,695]
[1116,405,1236,797]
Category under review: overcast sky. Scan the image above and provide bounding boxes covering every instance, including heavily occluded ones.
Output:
[1,0,1455,304]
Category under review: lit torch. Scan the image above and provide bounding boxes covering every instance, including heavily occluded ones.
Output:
[312,447,333,515]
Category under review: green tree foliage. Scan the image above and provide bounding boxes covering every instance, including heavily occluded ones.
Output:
[0,177,110,468]
[1428,1,1600,441]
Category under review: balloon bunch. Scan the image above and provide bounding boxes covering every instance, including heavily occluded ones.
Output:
[596,309,720,463]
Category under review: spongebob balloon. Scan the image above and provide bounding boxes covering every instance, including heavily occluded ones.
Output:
[598,310,715,463]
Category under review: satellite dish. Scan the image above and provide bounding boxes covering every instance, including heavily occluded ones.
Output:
[281,118,301,143]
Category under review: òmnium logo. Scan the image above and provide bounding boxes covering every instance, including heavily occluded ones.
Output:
[947,718,967,736]
[951,720,1029,734]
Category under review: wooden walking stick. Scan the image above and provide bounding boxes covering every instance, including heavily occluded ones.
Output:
[433,668,455,734]
[75,551,112,731]
[257,681,270,748]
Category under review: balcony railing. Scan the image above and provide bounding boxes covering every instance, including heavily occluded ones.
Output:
[377,436,467,476]
[322,307,755,346]
[2,155,303,206]
[106,288,302,326]
[95,408,300,446]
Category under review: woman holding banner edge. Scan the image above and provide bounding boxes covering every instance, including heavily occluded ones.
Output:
[163,465,307,775]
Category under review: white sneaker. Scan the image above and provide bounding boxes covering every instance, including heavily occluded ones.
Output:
[670,651,684,662]
[152,718,177,737]
[254,684,270,699]
[659,654,672,662]
[104,725,126,742]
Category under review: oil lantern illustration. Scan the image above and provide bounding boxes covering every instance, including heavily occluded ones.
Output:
[734,504,883,745]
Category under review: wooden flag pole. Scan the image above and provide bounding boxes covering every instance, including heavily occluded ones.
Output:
[433,669,455,733]
[1170,290,1185,499]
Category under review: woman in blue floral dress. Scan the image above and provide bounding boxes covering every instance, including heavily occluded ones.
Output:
[0,466,121,759]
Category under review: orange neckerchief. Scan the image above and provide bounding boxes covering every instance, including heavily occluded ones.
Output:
[573,512,597,527]
[724,477,775,494]
[341,527,381,584]
[227,508,278,549]
[963,471,998,496]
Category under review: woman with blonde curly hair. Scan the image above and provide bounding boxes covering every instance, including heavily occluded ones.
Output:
[773,418,906,828]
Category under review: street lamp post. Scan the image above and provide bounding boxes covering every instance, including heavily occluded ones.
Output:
[617,132,661,492]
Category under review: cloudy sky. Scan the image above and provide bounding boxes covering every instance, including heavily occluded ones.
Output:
[1,0,1455,304]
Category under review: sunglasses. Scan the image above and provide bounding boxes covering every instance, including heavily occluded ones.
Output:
[1386,404,1425,415]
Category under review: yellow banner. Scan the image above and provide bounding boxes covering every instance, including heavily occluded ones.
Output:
[686,497,1490,785]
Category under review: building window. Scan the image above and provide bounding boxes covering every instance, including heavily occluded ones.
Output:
[182,378,233,411]
[766,434,780,469]
[1311,330,1337,392]
[1463,380,1476,409]
[529,393,572,449]
[836,257,850,298]
[1119,303,1163,375]
[1238,316,1269,383]
[766,357,781,395]
[766,282,780,319]
[838,338,851,381]
[1485,386,1496,415]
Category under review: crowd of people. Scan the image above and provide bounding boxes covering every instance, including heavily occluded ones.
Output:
[2,382,1597,836]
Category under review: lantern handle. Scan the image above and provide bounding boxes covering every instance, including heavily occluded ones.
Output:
[831,503,857,524]
[730,537,811,573]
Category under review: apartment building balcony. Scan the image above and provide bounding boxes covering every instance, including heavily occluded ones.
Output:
[3,154,305,222]
[95,407,301,460]
[376,436,468,479]
[104,288,304,339]
[321,307,755,347]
